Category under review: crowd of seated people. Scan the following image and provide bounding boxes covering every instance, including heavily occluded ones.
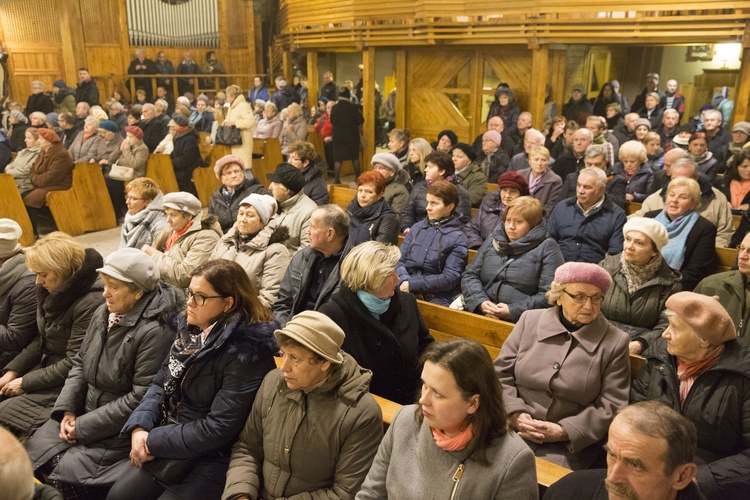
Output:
[2,65,750,500]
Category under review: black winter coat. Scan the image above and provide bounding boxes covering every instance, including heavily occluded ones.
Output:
[0,136,12,171]
[346,198,399,248]
[209,177,269,233]
[122,314,278,460]
[562,96,593,122]
[302,159,329,206]
[0,254,38,368]
[631,339,750,500]
[25,93,54,116]
[464,189,503,250]
[318,285,433,405]
[9,122,29,153]
[170,127,202,192]
[75,79,100,107]
[140,118,167,154]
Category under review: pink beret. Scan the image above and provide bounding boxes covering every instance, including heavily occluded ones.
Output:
[483,130,503,146]
[553,262,612,294]
[665,292,736,345]
[214,154,246,179]
[124,126,143,140]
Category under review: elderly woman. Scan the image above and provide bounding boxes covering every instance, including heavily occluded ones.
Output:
[210,194,290,310]
[405,137,432,185]
[319,242,433,404]
[518,146,562,218]
[639,91,663,130]
[480,130,511,183]
[453,142,487,207]
[723,149,750,212]
[371,153,410,217]
[645,177,716,291]
[279,102,308,157]
[68,116,103,163]
[188,95,214,133]
[266,162,317,253]
[642,131,664,171]
[347,171,399,247]
[614,140,653,203]
[0,233,104,438]
[287,140,329,206]
[687,132,720,183]
[26,248,180,494]
[494,262,630,469]
[397,181,468,306]
[599,217,681,356]
[142,192,222,289]
[169,113,202,195]
[5,127,41,192]
[209,154,268,233]
[94,120,124,167]
[119,178,168,249]
[357,339,538,499]
[223,84,256,173]
[25,81,54,115]
[631,292,750,499]
[388,129,411,170]
[104,125,151,219]
[462,196,564,322]
[253,102,283,139]
[400,151,472,231]
[224,310,383,500]
[8,110,30,152]
[465,171,530,249]
[107,260,278,500]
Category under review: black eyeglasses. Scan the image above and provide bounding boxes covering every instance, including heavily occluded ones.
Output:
[562,290,604,305]
[185,289,226,306]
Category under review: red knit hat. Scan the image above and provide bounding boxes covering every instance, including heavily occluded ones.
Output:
[497,171,530,197]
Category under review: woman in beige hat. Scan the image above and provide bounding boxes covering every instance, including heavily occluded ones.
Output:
[631,291,750,499]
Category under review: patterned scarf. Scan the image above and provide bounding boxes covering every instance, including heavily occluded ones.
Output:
[107,313,124,331]
[121,205,164,249]
[163,321,218,397]
[655,210,700,270]
[620,253,663,294]
[677,345,724,406]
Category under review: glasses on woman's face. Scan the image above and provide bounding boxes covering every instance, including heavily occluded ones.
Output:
[563,290,604,305]
[125,195,145,202]
[185,289,226,306]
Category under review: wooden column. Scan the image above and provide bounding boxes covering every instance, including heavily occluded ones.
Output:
[734,29,750,123]
[469,50,483,141]
[307,51,319,108]
[281,51,293,80]
[530,45,549,130]
[548,49,567,117]
[59,0,87,86]
[395,50,407,129]
[362,47,376,165]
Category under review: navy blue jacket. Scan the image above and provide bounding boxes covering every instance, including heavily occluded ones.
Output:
[612,162,653,203]
[396,216,468,306]
[400,180,472,231]
[121,314,277,459]
[547,196,627,263]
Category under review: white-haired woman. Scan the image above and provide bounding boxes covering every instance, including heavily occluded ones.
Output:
[319,241,434,405]
[68,116,103,163]
[253,102,283,139]
[614,140,653,203]
[279,102,308,156]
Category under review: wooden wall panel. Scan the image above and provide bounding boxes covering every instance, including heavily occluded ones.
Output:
[484,50,533,112]
[5,44,63,106]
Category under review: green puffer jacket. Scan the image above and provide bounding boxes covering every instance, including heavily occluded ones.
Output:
[599,253,681,348]
[456,162,488,208]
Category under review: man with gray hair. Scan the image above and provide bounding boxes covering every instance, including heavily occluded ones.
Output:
[127,48,158,101]
[542,401,704,500]
[271,76,300,112]
[139,103,167,153]
[552,127,594,180]
[702,108,731,165]
[560,144,626,208]
[614,112,640,146]
[632,156,734,247]
[109,100,127,133]
[154,98,171,128]
[274,204,350,326]
[658,108,681,149]
[509,128,549,171]
[548,166,627,262]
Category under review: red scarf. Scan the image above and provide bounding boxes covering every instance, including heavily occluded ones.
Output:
[165,220,193,251]
[177,126,189,134]
[676,345,724,406]
[431,423,474,451]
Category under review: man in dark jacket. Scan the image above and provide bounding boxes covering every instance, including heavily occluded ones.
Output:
[75,68,100,107]
[703,109,731,166]
[631,72,666,114]
[472,116,516,161]
[657,109,681,151]
[127,49,159,102]
[562,84,593,122]
[553,128,593,180]
[138,103,167,153]
[287,141,329,205]
[661,79,686,121]
[274,205,349,326]
[270,77,300,112]
[176,51,200,96]
[169,113,201,195]
[57,112,81,149]
[542,401,706,500]
[547,167,627,263]
[559,144,626,208]
[319,71,339,101]
[154,51,175,89]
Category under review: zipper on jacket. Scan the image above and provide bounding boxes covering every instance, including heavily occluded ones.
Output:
[449,463,465,500]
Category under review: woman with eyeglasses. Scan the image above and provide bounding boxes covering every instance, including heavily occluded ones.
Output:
[107,259,278,500]
[494,262,630,470]
[209,154,268,233]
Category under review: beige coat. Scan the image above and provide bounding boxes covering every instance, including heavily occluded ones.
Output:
[276,191,317,254]
[210,220,290,310]
[225,94,256,172]
[151,212,223,288]
[494,306,630,470]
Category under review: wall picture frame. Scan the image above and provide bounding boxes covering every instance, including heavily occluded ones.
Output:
[686,45,715,62]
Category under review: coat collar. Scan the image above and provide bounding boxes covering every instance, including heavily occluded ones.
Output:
[536,306,612,354]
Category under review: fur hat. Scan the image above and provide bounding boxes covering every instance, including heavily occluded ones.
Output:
[214,154,246,179]
[171,113,189,127]
[266,163,306,193]
[370,152,400,172]
[437,130,458,147]
[623,217,669,252]
[275,310,345,364]
[497,171,530,196]
[239,194,277,226]
[0,219,23,259]
[97,247,160,292]
[553,262,612,294]
[483,130,503,147]
[10,110,27,124]
[665,292,736,345]
[162,192,201,216]
[452,142,477,163]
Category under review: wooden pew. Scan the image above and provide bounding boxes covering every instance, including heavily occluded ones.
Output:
[733,214,741,230]
[252,138,284,188]
[193,167,222,207]
[307,127,327,161]
[0,173,35,246]
[46,184,85,236]
[146,154,179,194]
[488,182,499,192]
[625,201,641,216]
[71,163,117,232]
[717,247,738,271]
[329,185,356,209]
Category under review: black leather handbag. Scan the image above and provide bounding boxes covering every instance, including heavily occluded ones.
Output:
[214,125,242,146]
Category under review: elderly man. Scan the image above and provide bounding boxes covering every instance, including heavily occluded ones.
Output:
[543,401,704,500]
[155,86,175,115]
[75,68,99,107]
[560,144,626,208]
[154,98,171,128]
[586,115,618,166]
[632,72,666,114]
[657,109,681,150]
[509,111,533,154]
[547,167,627,263]
[139,103,167,153]
[270,76,300,112]
[154,51,175,88]
[109,101,128,134]
[562,83,593,122]
[632,157,734,247]
[25,81,53,115]
[320,71,339,101]
[553,128,594,180]
[176,51,200,96]
[694,231,750,342]
[472,116,516,161]
[702,109,731,165]
[127,49,158,101]
[509,128,548,172]
[614,112,640,146]
[74,101,90,131]
[661,79,685,120]
[274,204,349,327]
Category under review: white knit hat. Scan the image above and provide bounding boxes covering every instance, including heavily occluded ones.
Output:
[239,194,277,226]
[0,219,23,259]
[623,217,669,252]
